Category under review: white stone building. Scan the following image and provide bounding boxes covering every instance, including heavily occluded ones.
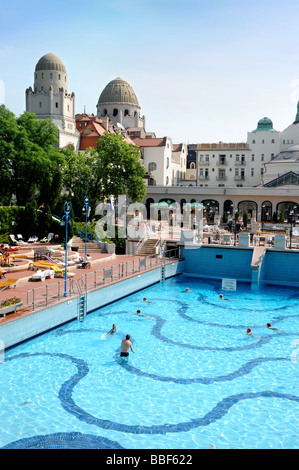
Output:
[25,53,80,150]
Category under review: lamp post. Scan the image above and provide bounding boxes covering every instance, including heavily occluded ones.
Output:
[83,196,90,257]
[230,203,238,246]
[61,201,71,297]
[289,205,298,249]
[261,204,265,232]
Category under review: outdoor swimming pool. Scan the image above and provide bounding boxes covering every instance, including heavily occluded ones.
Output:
[0,274,298,449]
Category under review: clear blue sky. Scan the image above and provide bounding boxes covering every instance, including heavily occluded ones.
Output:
[1,0,299,144]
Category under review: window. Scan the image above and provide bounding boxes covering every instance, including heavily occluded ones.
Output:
[262,139,264,144]
[39,102,42,108]
[67,105,69,111]
[235,168,239,176]
[113,108,118,116]
[58,74,61,80]
[261,154,264,161]
[252,140,255,144]
[166,157,169,168]
[235,155,240,162]
[251,168,254,176]
[218,155,226,165]
[50,73,53,79]
[199,168,203,176]
[190,162,195,169]
[55,102,58,108]
[124,109,129,116]
[251,155,254,161]
[148,162,157,172]
[166,176,169,185]
[271,139,275,143]
[205,169,209,178]
[41,73,44,79]
[205,155,209,162]
[218,169,226,180]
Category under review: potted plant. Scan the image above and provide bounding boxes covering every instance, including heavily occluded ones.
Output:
[0,296,23,317]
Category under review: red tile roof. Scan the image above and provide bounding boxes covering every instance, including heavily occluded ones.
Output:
[131,137,166,147]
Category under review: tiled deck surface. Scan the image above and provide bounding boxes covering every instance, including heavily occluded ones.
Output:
[0,244,178,325]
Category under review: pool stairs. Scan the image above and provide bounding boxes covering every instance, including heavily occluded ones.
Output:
[251,247,267,289]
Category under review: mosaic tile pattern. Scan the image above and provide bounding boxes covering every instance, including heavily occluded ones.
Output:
[1,432,124,449]
[2,295,298,448]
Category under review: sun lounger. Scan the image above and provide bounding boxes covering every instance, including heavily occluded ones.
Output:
[0,278,18,292]
[9,235,18,245]
[28,236,38,243]
[31,269,55,281]
[28,260,58,270]
[50,265,75,277]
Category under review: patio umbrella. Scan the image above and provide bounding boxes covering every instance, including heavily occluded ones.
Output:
[151,201,175,208]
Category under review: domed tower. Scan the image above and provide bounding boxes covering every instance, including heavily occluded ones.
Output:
[96,77,145,130]
[25,53,80,149]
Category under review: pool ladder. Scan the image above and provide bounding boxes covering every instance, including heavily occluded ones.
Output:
[161,265,165,283]
[78,294,87,322]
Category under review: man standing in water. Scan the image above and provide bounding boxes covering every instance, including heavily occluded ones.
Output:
[120,334,135,358]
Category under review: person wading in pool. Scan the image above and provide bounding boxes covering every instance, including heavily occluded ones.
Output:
[105,324,116,336]
[120,334,135,358]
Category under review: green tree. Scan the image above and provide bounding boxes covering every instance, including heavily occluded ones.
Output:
[91,132,146,204]
[0,105,64,207]
[60,146,94,217]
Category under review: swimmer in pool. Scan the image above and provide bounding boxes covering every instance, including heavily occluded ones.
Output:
[260,322,283,332]
[120,334,135,358]
[142,297,152,303]
[185,288,192,292]
[105,324,116,336]
[129,310,142,315]
[241,328,254,337]
[219,294,232,301]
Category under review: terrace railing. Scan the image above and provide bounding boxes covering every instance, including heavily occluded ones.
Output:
[26,249,180,311]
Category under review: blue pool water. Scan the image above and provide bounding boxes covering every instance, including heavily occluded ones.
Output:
[0,275,298,449]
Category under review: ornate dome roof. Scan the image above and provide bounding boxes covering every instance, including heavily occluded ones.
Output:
[35,53,66,73]
[97,77,139,106]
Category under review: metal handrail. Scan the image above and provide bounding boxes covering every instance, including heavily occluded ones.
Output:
[26,250,180,311]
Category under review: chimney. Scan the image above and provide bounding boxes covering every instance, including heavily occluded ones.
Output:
[102,116,109,131]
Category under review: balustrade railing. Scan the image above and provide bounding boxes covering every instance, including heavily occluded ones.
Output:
[26,249,180,311]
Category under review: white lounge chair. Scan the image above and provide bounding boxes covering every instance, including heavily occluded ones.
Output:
[31,269,55,282]
[222,234,232,245]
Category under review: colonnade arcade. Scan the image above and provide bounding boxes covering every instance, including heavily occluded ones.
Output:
[145,197,299,224]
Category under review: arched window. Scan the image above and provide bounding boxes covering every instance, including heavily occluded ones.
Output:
[113,108,118,116]
[124,109,129,116]
[149,178,156,186]
[148,162,157,172]
[102,109,107,116]
[190,162,196,169]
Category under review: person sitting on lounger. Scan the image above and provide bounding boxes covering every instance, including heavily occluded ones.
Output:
[2,248,12,266]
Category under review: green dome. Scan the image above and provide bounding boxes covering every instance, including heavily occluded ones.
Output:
[97,77,139,106]
[252,117,276,133]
